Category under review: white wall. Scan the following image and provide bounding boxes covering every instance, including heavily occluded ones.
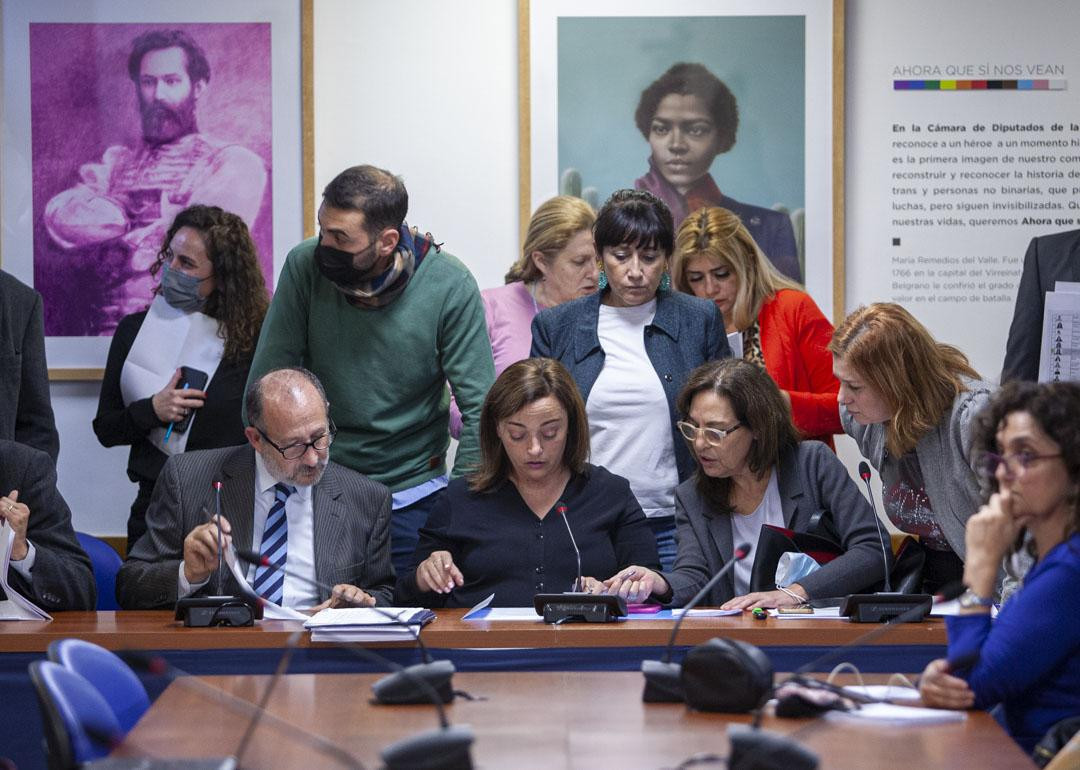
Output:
[55,0,520,535]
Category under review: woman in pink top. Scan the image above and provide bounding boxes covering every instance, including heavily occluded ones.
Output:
[450,196,597,437]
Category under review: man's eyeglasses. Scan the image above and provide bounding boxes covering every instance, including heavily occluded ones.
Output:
[258,419,337,460]
[978,450,1062,478]
[677,421,742,447]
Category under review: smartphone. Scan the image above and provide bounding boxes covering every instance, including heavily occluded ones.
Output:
[172,365,209,434]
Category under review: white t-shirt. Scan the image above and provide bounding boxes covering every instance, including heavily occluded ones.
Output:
[587,300,679,518]
[730,470,784,596]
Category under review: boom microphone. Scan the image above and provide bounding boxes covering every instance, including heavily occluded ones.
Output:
[858,461,892,592]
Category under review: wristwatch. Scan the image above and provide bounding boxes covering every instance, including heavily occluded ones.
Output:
[958,589,994,610]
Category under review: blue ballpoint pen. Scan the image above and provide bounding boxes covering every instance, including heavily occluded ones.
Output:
[162,380,189,443]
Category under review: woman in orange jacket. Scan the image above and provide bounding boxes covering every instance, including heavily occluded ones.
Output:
[671,206,841,446]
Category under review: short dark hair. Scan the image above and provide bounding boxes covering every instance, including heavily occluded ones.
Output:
[676,358,799,514]
[128,29,211,85]
[245,367,328,431]
[634,62,738,154]
[972,380,1080,540]
[322,165,409,235]
[469,358,590,493]
[593,189,675,257]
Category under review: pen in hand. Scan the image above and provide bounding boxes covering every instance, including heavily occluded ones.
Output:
[162,380,189,444]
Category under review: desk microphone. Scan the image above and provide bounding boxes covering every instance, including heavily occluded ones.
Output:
[234,548,455,705]
[840,463,932,622]
[641,541,751,702]
[174,480,261,628]
[533,501,627,623]
[859,462,892,592]
[214,480,225,595]
[557,502,583,592]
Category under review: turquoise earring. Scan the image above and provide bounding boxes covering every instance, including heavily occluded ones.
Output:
[597,270,608,290]
[659,272,671,292]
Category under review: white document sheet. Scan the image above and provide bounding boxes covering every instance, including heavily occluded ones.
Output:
[0,521,51,620]
[824,702,967,725]
[1038,284,1080,383]
[119,295,225,454]
[223,544,308,622]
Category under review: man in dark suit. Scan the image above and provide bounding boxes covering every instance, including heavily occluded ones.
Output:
[1002,229,1080,382]
[116,367,394,609]
[0,270,59,463]
[0,440,95,611]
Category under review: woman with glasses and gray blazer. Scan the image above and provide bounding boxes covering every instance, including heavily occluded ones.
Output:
[603,359,887,610]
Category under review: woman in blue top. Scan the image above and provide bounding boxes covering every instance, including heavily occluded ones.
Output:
[531,189,730,569]
[920,381,1080,754]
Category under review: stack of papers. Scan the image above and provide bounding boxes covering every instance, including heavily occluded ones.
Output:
[304,607,435,642]
[0,521,50,621]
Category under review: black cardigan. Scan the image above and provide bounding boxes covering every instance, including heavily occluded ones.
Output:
[93,311,252,486]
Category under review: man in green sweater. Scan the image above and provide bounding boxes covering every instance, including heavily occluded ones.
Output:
[247,164,495,574]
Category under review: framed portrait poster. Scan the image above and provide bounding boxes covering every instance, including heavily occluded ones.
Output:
[521,0,843,320]
[1,0,306,374]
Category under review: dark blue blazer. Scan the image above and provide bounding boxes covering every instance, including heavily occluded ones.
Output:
[530,290,731,481]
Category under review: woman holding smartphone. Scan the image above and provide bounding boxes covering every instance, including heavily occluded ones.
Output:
[94,205,269,550]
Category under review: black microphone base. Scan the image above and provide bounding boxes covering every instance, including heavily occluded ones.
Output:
[840,592,933,623]
[380,724,474,770]
[174,596,261,627]
[533,592,626,623]
[372,660,456,705]
[641,660,684,702]
[727,725,818,770]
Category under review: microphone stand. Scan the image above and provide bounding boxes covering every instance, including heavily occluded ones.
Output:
[840,463,932,622]
[174,482,261,628]
[641,542,751,702]
[533,501,626,623]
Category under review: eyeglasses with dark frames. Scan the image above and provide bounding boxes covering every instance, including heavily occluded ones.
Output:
[978,449,1062,478]
[677,420,742,447]
[257,418,337,460]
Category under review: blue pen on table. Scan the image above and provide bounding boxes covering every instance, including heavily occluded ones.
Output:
[162,380,189,444]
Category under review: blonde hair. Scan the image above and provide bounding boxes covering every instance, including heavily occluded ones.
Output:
[829,303,980,456]
[504,196,596,284]
[670,207,800,331]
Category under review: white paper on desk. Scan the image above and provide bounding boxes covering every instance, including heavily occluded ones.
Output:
[768,606,848,620]
[222,544,308,622]
[842,684,921,703]
[930,598,998,618]
[0,521,51,620]
[671,608,742,617]
[824,702,967,725]
[471,607,545,622]
[462,593,495,620]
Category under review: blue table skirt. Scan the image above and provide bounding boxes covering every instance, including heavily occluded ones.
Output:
[2,642,944,769]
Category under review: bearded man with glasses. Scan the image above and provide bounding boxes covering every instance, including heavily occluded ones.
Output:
[117,367,394,610]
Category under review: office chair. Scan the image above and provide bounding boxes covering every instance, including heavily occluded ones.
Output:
[75,532,123,611]
[28,660,122,769]
[47,638,150,733]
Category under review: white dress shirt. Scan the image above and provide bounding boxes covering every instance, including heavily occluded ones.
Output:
[178,451,320,608]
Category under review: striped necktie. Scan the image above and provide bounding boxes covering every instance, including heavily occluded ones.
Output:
[252,483,294,605]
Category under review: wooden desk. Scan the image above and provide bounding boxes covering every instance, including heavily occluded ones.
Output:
[1,610,949,769]
[116,671,1035,769]
[0,608,948,653]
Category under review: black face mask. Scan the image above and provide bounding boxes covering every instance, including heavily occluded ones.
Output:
[314,237,380,288]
